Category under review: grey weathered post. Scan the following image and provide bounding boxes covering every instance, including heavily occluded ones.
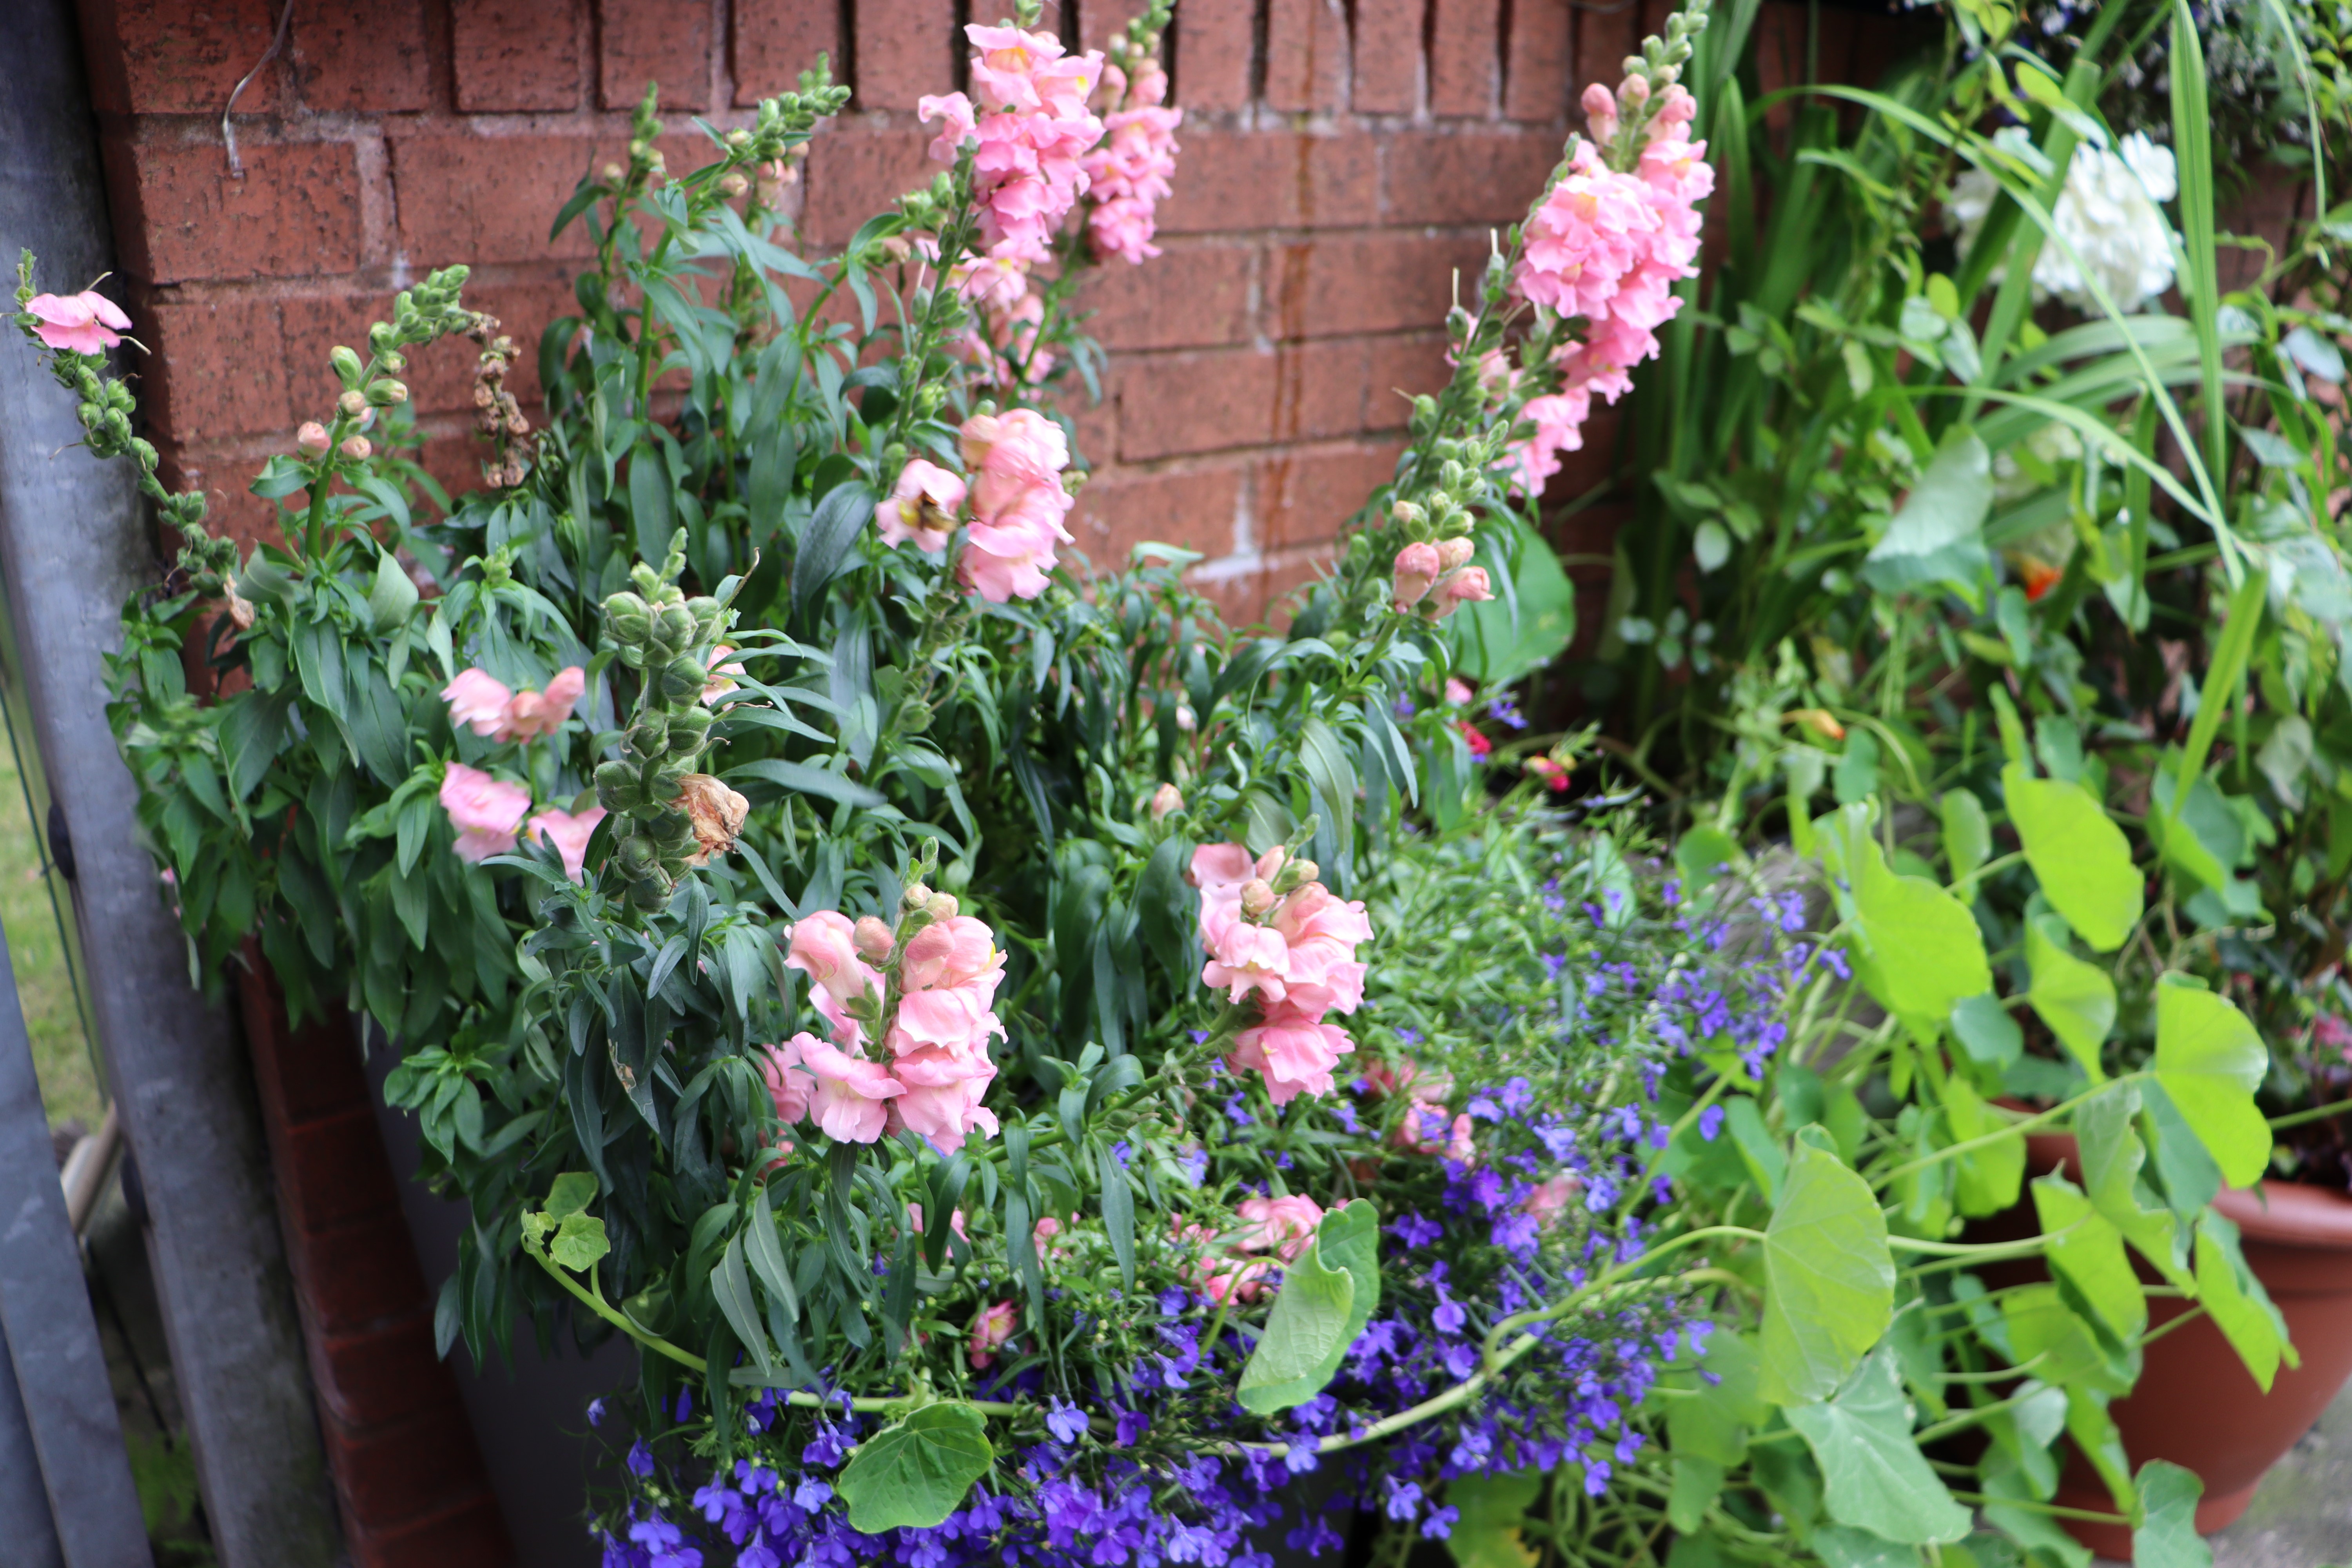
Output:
[0,920,152,1566]
[0,0,342,1562]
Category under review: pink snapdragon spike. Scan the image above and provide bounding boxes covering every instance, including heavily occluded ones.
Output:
[1504,80,1713,492]
[1235,1193,1325,1263]
[1192,843,1371,1105]
[441,666,586,743]
[798,1035,906,1144]
[784,910,884,1046]
[957,409,1074,603]
[439,762,532,862]
[946,257,1053,388]
[875,458,969,552]
[967,1301,1019,1369]
[527,805,606,881]
[1391,542,1441,610]
[764,1033,819,1125]
[1083,62,1183,264]
[1434,566,1494,619]
[919,24,1106,267]
[25,291,130,354]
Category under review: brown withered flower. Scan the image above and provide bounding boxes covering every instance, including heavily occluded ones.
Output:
[675,774,750,867]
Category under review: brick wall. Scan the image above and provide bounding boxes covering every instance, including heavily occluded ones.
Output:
[74,0,1749,624]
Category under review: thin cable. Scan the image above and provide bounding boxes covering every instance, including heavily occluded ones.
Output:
[221,0,297,179]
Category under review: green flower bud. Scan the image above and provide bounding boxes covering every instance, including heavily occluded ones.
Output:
[368,379,409,406]
[665,706,713,754]
[659,653,708,705]
[628,718,671,758]
[652,603,696,654]
[329,345,365,388]
[595,760,640,813]
[603,591,653,645]
[895,699,933,734]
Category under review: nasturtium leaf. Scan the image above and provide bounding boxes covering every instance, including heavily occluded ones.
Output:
[1837,822,1991,1045]
[1663,1330,1766,1465]
[2024,917,2115,1083]
[2065,1386,2132,1512]
[1784,1352,1972,1545]
[1981,1467,2094,1568]
[546,1171,599,1218]
[1237,1202,1379,1413]
[2029,1174,2145,1340]
[2074,1084,2193,1289]
[2002,765,2142,951]
[1759,1132,1895,1405]
[2002,1286,2134,1395]
[1949,993,2022,1071]
[1809,1525,1924,1568]
[1444,1471,1545,1568]
[1862,428,1994,605]
[550,1212,610,1272]
[2131,1462,2212,1568]
[1666,1458,1727,1536]
[2194,1211,2297,1392]
[1677,825,1746,889]
[2152,975,2272,1187]
[1943,1074,2024,1217]
[837,1401,997,1533]
[1942,788,1991,884]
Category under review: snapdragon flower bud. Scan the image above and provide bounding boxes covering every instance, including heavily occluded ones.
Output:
[340,435,372,461]
[902,882,934,911]
[339,390,368,417]
[926,892,958,920]
[1149,783,1183,822]
[1239,879,1276,917]
[368,379,409,406]
[1437,536,1476,571]
[853,916,895,961]
[296,421,330,456]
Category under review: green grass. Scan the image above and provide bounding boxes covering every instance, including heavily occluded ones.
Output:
[0,737,101,1131]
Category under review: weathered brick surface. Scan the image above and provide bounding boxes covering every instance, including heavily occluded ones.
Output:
[1351,0,1423,114]
[390,132,606,266]
[599,0,713,110]
[104,138,363,286]
[735,0,847,104]
[139,292,296,442]
[1428,0,1500,115]
[855,0,959,109]
[451,0,584,111]
[1154,129,1378,234]
[1264,0,1350,112]
[289,0,434,114]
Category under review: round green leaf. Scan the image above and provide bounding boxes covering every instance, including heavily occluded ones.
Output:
[1759,1132,1895,1405]
[2152,976,2271,1188]
[2024,916,2115,1082]
[1784,1352,1972,1545]
[2130,1461,2208,1568]
[837,1402,997,1533]
[1849,831,1991,1040]
[2003,766,2142,952]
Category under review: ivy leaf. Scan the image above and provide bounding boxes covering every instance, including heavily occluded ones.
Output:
[2025,916,2116,1082]
[2002,765,2143,951]
[2131,1462,2212,1568]
[1759,1130,1895,1405]
[1784,1351,1972,1544]
[837,1402,996,1533]
[2030,1173,2145,1340]
[550,1212,610,1272]
[2194,1211,2298,1392]
[1443,1471,1544,1568]
[2152,975,2272,1187]
[1236,1201,1378,1413]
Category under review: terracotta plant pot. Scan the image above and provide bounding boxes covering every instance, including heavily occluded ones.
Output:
[2019,1135,2352,1557]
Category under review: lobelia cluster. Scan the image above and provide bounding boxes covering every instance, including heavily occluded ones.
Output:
[874,407,1076,602]
[1503,73,1716,493]
[436,666,606,877]
[769,882,1007,1156]
[1191,843,1373,1105]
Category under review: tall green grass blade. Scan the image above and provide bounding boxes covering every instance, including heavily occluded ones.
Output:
[2171,0,2229,541]
[2174,571,2267,809]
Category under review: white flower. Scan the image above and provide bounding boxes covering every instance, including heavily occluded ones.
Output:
[1947,128,2180,314]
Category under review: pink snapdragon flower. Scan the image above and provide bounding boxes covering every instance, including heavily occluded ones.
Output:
[1175,1220,1274,1305]
[798,1034,904,1144]
[948,257,1054,389]
[1524,1173,1581,1225]
[885,914,1007,1155]
[875,459,969,552]
[527,805,606,881]
[701,646,746,704]
[1083,63,1182,265]
[1231,1005,1357,1105]
[763,1033,820,1125]
[1235,1194,1325,1263]
[968,1301,1019,1368]
[1434,566,1494,619]
[957,409,1074,602]
[919,25,1106,266]
[1392,542,1441,610]
[441,666,586,743]
[439,762,531,862]
[785,910,884,1045]
[25,291,130,354]
[1192,842,1371,1104]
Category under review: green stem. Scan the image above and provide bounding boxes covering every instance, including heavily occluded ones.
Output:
[1877,1073,2143,1184]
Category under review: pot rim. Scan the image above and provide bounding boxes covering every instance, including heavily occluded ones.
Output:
[2212,1178,2352,1250]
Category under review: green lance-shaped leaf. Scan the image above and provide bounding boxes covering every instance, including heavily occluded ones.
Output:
[1237,1200,1380,1414]
[836,1401,997,1533]
[1784,1351,1972,1545]
[2194,1210,2298,1392]
[2030,1173,2145,1341]
[1759,1130,1895,1405]
[2152,975,2272,1188]
[2025,916,2116,1083]
[2131,1460,2212,1568]
[2002,765,2143,951]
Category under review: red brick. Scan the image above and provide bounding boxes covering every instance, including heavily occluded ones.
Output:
[1254,439,1403,548]
[156,441,283,549]
[321,1404,496,1532]
[1068,392,1119,476]
[1575,0,1642,96]
[1363,331,1449,428]
[350,1491,513,1568]
[734,0,844,104]
[1501,0,1574,120]
[291,0,432,112]
[77,0,289,115]
[451,0,583,111]
[1381,128,1559,225]
[1428,0,1500,116]
[105,138,363,286]
[1081,0,1153,55]
[140,294,295,444]
[1350,0,1423,114]
[801,125,935,247]
[854,0,958,111]
[1169,0,1253,110]
[1267,231,1480,338]
[1085,241,1253,350]
[1156,129,1377,234]
[1116,341,1368,461]
[1076,463,1245,562]
[277,1108,405,1236]
[599,0,712,110]
[390,132,604,266]
[310,1315,452,1429]
[1265,0,1349,112]
[292,1217,432,1337]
